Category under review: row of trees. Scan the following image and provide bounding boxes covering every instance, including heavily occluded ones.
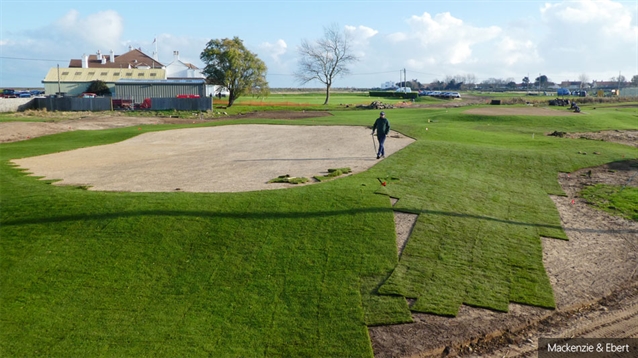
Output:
[201,24,355,107]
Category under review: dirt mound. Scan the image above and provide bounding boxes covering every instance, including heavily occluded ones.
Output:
[563,130,638,148]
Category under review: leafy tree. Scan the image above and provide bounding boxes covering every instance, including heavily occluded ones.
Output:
[295,24,359,105]
[522,77,530,90]
[535,75,549,89]
[200,37,269,107]
[86,80,111,96]
[632,75,638,87]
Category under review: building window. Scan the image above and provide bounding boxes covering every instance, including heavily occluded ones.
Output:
[101,72,108,76]
[88,72,95,76]
[113,72,120,76]
[61,72,69,76]
[150,73,157,77]
[75,72,82,75]
[138,73,144,76]
[126,72,133,77]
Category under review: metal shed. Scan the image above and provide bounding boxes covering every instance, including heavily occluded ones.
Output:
[114,79,207,103]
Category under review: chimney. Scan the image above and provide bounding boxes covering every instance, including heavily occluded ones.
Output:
[82,54,89,68]
[110,50,115,63]
[173,51,179,62]
[97,50,102,60]
[128,45,133,52]
[101,57,106,65]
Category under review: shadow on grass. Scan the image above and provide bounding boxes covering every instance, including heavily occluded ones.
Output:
[4,208,636,234]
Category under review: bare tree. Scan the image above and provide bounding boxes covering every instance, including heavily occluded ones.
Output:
[295,24,359,105]
[578,73,589,88]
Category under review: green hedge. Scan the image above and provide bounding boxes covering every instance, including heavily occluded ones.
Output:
[369,91,418,99]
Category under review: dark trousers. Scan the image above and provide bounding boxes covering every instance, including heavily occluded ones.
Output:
[377,134,386,157]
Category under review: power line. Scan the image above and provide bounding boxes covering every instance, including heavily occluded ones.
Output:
[0,56,67,62]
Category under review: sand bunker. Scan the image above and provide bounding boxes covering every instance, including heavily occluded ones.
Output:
[12,125,414,193]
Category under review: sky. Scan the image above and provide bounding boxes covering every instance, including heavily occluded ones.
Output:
[1,0,637,89]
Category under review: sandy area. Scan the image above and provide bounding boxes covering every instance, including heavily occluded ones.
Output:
[11,124,414,192]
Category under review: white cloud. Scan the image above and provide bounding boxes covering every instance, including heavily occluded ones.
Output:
[53,10,124,51]
[538,0,637,79]
[345,25,378,44]
[496,37,541,66]
[390,12,501,65]
[259,39,288,62]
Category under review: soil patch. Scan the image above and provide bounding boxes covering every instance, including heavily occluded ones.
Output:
[562,130,638,148]
[0,111,333,143]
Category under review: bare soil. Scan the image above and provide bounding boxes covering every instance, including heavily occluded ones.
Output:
[0,110,334,143]
[3,111,637,357]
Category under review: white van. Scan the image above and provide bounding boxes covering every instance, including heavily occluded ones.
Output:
[395,87,412,93]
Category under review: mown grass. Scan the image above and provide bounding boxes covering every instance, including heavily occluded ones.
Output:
[581,183,638,221]
[1,103,637,356]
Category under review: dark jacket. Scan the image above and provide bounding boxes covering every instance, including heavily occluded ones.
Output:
[373,117,390,136]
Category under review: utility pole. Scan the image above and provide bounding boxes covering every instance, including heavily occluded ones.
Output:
[57,64,61,96]
[404,68,407,92]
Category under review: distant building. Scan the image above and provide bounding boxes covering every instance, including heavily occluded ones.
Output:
[591,80,628,89]
[380,81,396,90]
[69,48,164,70]
[42,68,165,97]
[559,81,584,90]
[165,51,204,79]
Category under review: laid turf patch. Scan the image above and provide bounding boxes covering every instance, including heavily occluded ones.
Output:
[372,107,637,316]
[314,167,352,182]
[268,174,309,184]
[359,275,413,326]
[581,184,638,221]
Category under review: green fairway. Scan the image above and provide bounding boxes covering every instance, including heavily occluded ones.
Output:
[2,104,637,356]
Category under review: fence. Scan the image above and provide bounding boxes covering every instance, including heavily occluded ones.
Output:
[0,98,35,112]
[30,97,212,112]
[148,97,212,111]
[33,97,112,111]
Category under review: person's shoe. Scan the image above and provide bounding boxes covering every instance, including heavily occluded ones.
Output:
[382,155,385,158]
[376,155,380,159]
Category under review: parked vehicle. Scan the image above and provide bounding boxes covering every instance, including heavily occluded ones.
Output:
[1,89,16,98]
[557,88,571,96]
[112,99,133,110]
[394,87,411,93]
[18,91,31,98]
[80,93,97,98]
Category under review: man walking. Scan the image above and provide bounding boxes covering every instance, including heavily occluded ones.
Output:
[371,111,390,159]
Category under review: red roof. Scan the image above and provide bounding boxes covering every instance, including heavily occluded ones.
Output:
[69,49,164,69]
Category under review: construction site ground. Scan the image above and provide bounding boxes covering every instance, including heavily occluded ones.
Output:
[1,108,636,358]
